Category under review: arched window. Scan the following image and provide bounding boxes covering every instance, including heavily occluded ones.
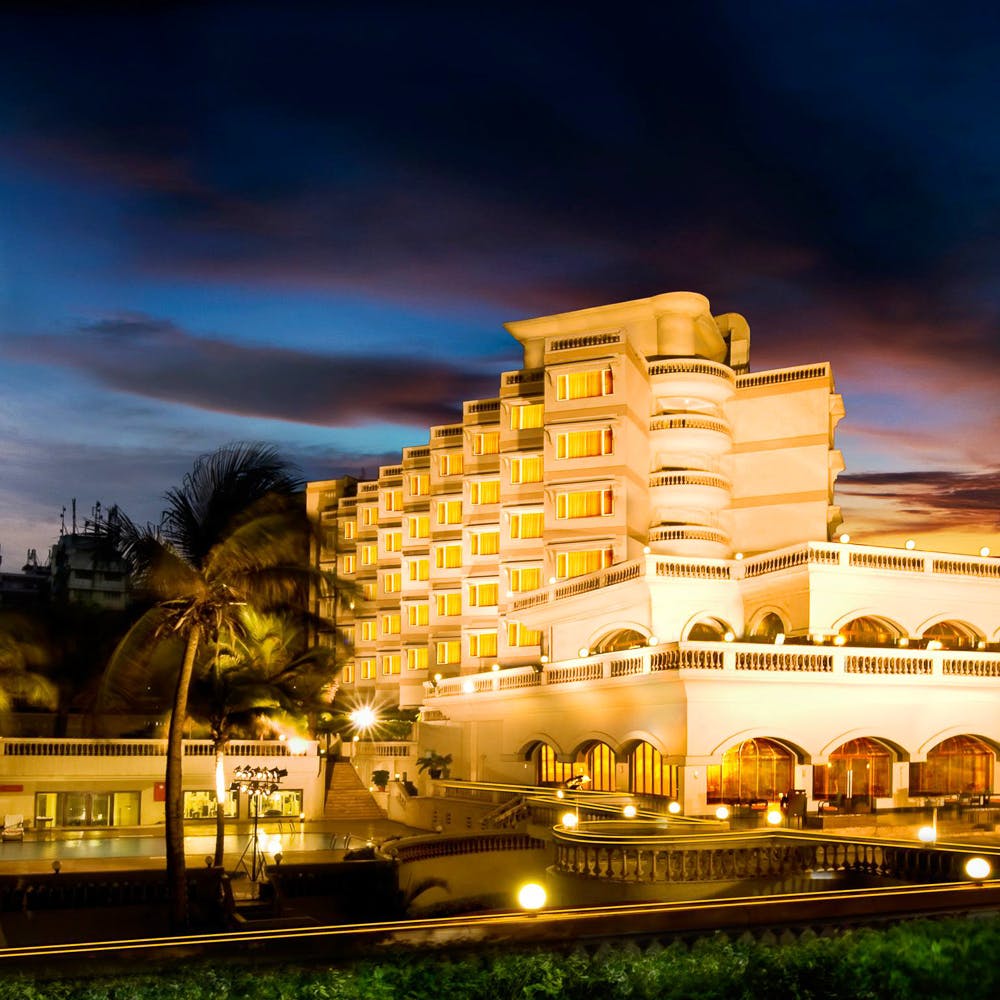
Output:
[910,735,995,795]
[707,738,794,803]
[535,743,573,786]
[813,738,892,801]
[923,621,981,650]
[838,616,901,647]
[687,618,732,641]
[592,629,647,653]
[629,741,678,798]
[582,742,616,791]
[751,613,785,641]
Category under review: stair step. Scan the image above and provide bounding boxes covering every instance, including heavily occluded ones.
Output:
[324,761,386,820]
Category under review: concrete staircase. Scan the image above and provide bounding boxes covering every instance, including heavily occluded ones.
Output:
[324,759,385,821]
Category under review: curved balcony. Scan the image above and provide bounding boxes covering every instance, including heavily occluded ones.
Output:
[649,414,731,461]
[648,471,731,518]
[648,524,730,559]
[648,359,735,407]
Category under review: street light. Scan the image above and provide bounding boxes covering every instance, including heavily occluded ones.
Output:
[230,764,287,883]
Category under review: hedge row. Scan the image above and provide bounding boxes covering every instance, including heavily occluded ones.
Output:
[3,915,999,1000]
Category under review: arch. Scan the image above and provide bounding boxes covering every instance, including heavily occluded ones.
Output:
[919,618,984,650]
[746,609,788,641]
[522,738,574,787]
[710,730,810,763]
[682,614,736,641]
[820,730,910,761]
[589,626,650,654]
[911,734,998,796]
[813,736,896,802]
[627,740,679,799]
[707,737,797,803]
[831,613,906,647]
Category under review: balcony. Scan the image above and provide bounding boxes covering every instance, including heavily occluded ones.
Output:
[648,358,735,407]
[649,414,731,461]
[648,470,731,519]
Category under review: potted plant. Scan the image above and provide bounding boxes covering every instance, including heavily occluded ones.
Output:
[371,769,390,791]
[415,750,453,780]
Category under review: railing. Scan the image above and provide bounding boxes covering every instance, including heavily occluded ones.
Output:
[510,559,644,612]
[348,741,417,759]
[403,446,430,460]
[502,369,544,387]
[735,363,831,390]
[649,415,731,435]
[551,827,997,886]
[358,482,379,495]
[379,465,404,478]
[464,399,500,415]
[424,639,1000,700]
[649,526,730,546]
[0,738,311,757]
[548,331,622,352]
[431,425,463,439]
[392,832,546,863]
[649,471,731,491]
[648,359,735,382]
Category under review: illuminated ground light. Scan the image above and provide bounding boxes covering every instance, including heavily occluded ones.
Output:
[667,801,682,815]
[622,804,638,819]
[965,857,991,882]
[561,812,579,828]
[517,882,547,912]
[715,805,730,821]
[917,826,937,844]
[766,809,783,826]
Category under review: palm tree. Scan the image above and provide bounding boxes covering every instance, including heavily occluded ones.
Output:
[0,615,59,716]
[187,607,338,866]
[99,443,347,928]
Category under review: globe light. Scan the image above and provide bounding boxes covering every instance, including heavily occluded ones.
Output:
[561,812,579,828]
[555,789,565,799]
[905,539,916,550]
[715,805,730,821]
[766,809,783,826]
[980,547,991,557]
[491,663,500,672]
[774,633,786,645]
[622,804,638,819]
[965,857,991,882]
[734,552,744,560]
[462,680,475,694]
[723,631,735,642]
[647,635,659,646]
[917,826,937,844]
[517,882,547,911]
[578,647,589,657]
[833,634,846,646]
[839,533,850,543]
[667,801,682,815]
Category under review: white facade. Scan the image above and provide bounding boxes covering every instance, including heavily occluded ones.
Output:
[310,291,1000,815]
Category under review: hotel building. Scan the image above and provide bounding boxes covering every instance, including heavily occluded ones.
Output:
[308,291,1000,817]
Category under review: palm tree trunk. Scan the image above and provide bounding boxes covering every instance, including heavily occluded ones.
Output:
[165,626,200,930]
[213,739,227,867]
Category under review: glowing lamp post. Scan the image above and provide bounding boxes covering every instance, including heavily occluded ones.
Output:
[517,882,547,914]
[230,764,287,882]
[965,857,991,884]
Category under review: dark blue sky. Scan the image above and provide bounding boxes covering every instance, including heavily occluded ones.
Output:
[2,3,999,562]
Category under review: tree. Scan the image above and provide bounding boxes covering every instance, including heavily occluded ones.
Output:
[186,607,338,865]
[0,616,59,717]
[99,443,345,929]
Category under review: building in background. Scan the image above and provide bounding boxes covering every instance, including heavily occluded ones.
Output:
[309,290,1000,816]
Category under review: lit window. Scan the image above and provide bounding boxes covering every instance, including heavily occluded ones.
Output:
[509,566,542,592]
[438,452,464,476]
[470,531,500,556]
[361,505,379,527]
[510,402,544,430]
[468,581,499,607]
[469,632,498,657]
[340,662,355,684]
[436,499,463,525]
[360,543,378,566]
[470,479,501,505]
[362,582,377,601]
[382,572,401,595]
[359,658,376,679]
[408,558,430,582]
[340,554,356,575]
[383,530,402,553]
[407,602,429,626]
[435,543,463,569]
[471,430,500,456]
[383,489,404,512]
[357,620,376,643]
[508,622,543,647]
[509,511,544,539]
[555,488,614,519]
[381,653,401,676]
[408,473,430,497]
[555,428,614,459]
[408,515,430,539]
[436,639,461,664]
[342,520,356,540]
[509,455,543,484]
[556,367,614,400]
[406,647,428,671]
[556,547,614,578]
[381,612,401,636]
[435,592,462,616]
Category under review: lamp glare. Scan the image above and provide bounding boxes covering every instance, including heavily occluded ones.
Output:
[965,857,991,881]
[517,882,547,911]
